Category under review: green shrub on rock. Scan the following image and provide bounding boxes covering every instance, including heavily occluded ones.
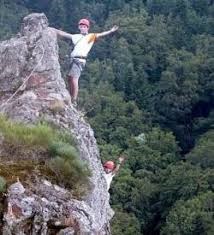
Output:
[0,176,6,193]
[0,115,91,196]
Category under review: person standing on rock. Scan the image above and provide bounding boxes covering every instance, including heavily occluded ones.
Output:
[53,19,119,106]
[103,156,125,191]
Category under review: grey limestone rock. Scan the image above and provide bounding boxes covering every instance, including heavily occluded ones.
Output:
[0,13,113,235]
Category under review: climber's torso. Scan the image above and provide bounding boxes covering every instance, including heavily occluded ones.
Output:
[70,33,97,63]
[104,172,115,191]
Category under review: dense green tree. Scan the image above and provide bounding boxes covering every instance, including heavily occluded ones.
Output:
[0,0,28,40]
[126,128,180,174]
[187,130,214,169]
[158,163,210,210]
[161,191,214,235]
[47,0,67,28]
[79,84,146,149]
[111,209,141,235]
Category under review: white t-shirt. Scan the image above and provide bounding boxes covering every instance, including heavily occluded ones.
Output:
[70,33,97,59]
[104,172,115,191]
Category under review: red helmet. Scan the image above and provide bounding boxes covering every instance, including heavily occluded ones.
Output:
[103,161,115,170]
[78,18,90,28]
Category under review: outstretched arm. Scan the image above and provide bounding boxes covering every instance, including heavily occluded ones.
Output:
[113,156,125,174]
[96,25,119,39]
[51,27,73,40]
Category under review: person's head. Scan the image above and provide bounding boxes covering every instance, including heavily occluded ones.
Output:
[103,161,115,173]
[78,18,90,34]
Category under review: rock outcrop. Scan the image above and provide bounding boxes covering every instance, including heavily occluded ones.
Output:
[0,13,113,235]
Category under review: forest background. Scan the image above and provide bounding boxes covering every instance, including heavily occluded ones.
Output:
[0,1,213,234]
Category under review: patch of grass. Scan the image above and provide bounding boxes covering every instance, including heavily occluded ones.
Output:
[0,161,41,185]
[0,115,55,148]
[0,115,91,197]
[48,140,78,157]
[48,141,91,193]
[0,177,6,193]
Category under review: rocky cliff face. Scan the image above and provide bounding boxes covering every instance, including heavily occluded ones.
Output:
[0,13,113,235]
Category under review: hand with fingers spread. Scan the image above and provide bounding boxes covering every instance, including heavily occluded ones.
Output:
[118,156,125,164]
[110,25,119,33]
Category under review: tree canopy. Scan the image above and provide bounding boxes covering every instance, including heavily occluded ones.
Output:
[0,1,213,234]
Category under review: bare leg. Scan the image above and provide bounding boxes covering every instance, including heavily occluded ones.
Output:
[67,75,79,101]
[67,75,73,98]
[71,77,79,101]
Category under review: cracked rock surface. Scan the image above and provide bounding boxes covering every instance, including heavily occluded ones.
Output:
[0,13,113,235]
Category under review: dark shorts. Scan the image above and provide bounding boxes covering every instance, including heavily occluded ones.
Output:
[68,58,86,79]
